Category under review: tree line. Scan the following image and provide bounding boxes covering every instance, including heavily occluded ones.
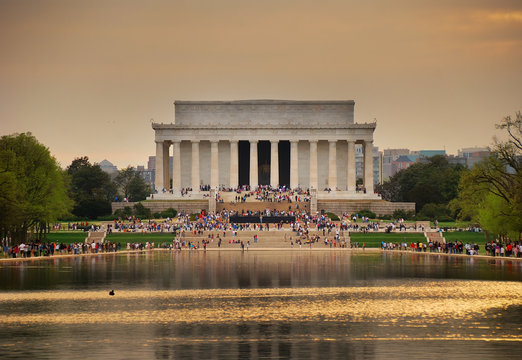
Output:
[377,111,521,239]
[0,133,150,243]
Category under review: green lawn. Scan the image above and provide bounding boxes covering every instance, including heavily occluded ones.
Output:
[45,232,89,243]
[349,232,425,247]
[443,231,487,244]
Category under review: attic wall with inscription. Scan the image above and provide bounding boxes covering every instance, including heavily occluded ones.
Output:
[174,102,355,128]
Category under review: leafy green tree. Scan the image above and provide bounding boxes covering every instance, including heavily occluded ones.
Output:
[0,133,72,243]
[133,202,151,219]
[114,166,135,199]
[376,155,465,213]
[451,112,522,239]
[416,203,453,222]
[67,157,117,219]
[115,166,151,202]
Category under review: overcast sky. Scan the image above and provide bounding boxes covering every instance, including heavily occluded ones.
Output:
[1,0,521,168]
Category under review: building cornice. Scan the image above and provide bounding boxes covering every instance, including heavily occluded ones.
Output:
[173,99,355,106]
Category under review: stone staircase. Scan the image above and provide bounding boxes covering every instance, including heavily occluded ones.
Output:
[177,229,350,249]
[85,231,107,244]
[217,201,309,214]
[216,190,310,213]
[424,231,445,244]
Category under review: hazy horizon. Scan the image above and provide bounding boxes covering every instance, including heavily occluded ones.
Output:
[1,0,521,168]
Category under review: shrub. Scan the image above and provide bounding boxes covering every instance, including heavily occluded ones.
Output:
[355,210,376,219]
[393,209,415,220]
[133,203,151,219]
[189,213,199,222]
[96,214,118,221]
[153,212,162,219]
[437,215,455,222]
[325,212,340,221]
[161,208,178,219]
[379,214,392,220]
[114,206,133,219]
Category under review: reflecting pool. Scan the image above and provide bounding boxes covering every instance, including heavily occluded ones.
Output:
[0,251,521,359]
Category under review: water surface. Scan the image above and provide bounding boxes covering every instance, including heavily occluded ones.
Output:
[0,251,520,359]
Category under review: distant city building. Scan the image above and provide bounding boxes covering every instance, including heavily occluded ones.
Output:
[355,145,382,186]
[382,149,453,180]
[136,165,155,185]
[98,159,118,175]
[382,149,410,180]
[147,156,172,171]
[417,150,446,158]
[457,147,490,167]
[147,156,156,171]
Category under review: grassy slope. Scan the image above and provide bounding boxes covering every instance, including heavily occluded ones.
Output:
[349,232,425,247]
[44,230,488,250]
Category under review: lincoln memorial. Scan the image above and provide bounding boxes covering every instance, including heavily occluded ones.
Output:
[151,100,380,201]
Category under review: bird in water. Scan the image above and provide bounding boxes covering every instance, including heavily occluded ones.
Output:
[109,290,115,296]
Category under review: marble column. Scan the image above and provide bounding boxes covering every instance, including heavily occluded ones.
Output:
[309,140,318,190]
[347,140,356,192]
[162,142,170,190]
[155,141,164,191]
[270,140,279,188]
[191,140,200,191]
[229,140,238,188]
[172,140,181,191]
[328,140,337,190]
[290,140,299,189]
[249,140,258,188]
[210,140,219,189]
[364,140,374,194]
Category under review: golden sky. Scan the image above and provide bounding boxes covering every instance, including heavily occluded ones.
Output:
[1,0,521,168]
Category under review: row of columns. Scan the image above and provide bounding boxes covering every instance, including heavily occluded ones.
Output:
[155,140,374,193]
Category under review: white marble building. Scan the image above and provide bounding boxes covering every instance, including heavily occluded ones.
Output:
[151,100,379,199]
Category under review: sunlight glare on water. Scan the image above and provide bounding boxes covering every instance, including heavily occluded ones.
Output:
[0,251,521,359]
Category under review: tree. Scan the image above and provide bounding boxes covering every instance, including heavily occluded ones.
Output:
[376,155,466,214]
[0,133,72,243]
[67,157,117,219]
[115,166,151,202]
[452,112,522,239]
[114,166,135,199]
[127,175,151,202]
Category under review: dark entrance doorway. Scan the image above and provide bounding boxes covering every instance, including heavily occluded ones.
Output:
[278,140,290,187]
[238,141,250,186]
[258,141,270,185]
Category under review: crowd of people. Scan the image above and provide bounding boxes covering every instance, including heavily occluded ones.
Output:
[2,210,521,259]
[1,240,122,258]
[379,239,522,257]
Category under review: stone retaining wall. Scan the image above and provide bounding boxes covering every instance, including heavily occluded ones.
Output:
[112,199,413,217]
[317,200,415,216]
[112,201,208,215]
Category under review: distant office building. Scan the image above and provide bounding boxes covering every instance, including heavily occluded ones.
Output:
[147,156,156,171]
[355,145,382,186]
[457,147,490,167]
[418,150,446,158]
[136,165,155,185]
[382,149,410,180]
[147,156,173,171]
